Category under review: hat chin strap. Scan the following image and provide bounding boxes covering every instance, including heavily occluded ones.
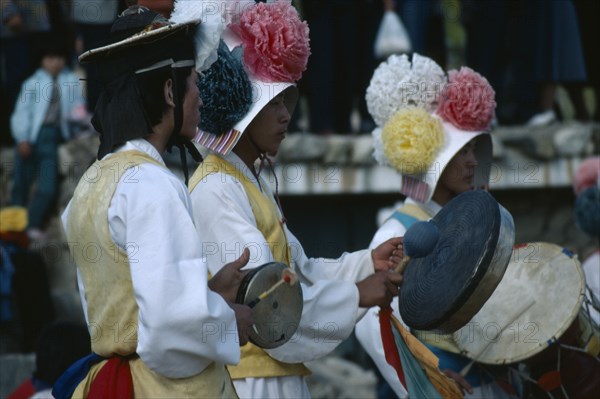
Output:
[245,133,287,225]
[246,133,273,179]
[249,134,267,161]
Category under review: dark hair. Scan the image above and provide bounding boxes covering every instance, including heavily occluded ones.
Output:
[36,40,70,68]
[34,322,91,385]
[136,66,193,127]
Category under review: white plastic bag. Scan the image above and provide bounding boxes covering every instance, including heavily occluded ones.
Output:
[374,10,412,59]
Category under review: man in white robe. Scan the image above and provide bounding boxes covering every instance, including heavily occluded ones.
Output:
[58,6,252,397]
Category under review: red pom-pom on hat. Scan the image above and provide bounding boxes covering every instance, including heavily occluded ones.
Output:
[573,156,600,195]
[437,67,496,132]
[229,0,310,83]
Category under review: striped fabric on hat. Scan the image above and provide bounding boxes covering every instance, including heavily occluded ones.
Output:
[400,175,430,203]
[194,129,243,155]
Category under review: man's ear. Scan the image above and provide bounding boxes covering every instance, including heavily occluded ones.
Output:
[164,78,175,108]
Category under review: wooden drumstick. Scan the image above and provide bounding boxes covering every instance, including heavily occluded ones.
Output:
[394,221,440,274]
[459,298,536,377]
[247,269,298,308]
[395,256,411,274]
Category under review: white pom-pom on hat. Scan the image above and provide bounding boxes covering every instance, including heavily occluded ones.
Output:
[366,53,446,127]
[170,0,255,72]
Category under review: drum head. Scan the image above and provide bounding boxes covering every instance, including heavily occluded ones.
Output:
[455,242,586,364]
[236,262,303,349]
[399,190,514,332]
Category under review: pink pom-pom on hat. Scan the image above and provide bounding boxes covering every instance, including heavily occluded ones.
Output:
[229,0,310,82]
[437,67,496,132]
[195,0,310,155]
[573,156,600,195]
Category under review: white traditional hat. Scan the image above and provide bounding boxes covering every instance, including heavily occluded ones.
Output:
[573,156,600,238]
[367,54,496,202]
[192,0,310,154]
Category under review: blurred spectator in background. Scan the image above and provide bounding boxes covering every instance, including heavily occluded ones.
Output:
[461,0,509,124]
[9,44,85,241]
[1,0,52,147]
[301,0,446,135]
[72,0,119,112]
[44,0,72,52]
[1,0,74,148]
[393,0,446,66]
[514,0,587,126]
[461,0,593,126]
[355,0,384,134]
[7,321,90,399]
[302,0,361,135]
[571,0,599,122]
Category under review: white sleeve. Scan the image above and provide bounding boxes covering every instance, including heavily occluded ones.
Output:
[190,173,360,362]
[266,277,360,363]
[108,164,239,378]
[369,218,407,249]
[190,172,275,272]
[286,230,375,322]
[288,227,374,285]
[10,77,33,143]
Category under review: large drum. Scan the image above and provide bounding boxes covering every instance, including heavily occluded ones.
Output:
[236,262,303,349]
[455,242,586,364]
[398,190,515,333]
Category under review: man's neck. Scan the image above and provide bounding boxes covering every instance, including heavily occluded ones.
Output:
[232,136,259,172]
[145,126,170,155]
[145,113,174,155]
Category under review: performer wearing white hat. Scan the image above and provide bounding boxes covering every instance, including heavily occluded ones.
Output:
[355,53,516,398]
[572,157,600,335]
[186,1,405,397]
[57,5,252,398]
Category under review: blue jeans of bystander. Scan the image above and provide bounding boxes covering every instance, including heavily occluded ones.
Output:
[11,126,61,229]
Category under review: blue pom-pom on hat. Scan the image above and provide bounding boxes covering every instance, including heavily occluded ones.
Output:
[198,41,252,136]
[574,186,600,238]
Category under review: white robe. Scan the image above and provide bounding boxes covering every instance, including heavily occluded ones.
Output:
[190,151,376,398]
[355,198,515,399]
[62,139,239,378]
[582,250,600,325]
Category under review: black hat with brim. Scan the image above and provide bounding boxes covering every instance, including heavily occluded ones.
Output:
[80,6,200,160]
[79,6,199,84]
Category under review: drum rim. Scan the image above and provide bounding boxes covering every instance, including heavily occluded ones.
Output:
[236,261,303,349]
[455,242,587,365]
[398,190,515,332]
[435,204,515,332]
[236,262,275,304]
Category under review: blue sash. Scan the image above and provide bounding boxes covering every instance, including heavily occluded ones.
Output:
[52,353,103,399]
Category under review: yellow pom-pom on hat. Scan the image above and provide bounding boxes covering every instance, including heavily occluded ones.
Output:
[382,107,445,175]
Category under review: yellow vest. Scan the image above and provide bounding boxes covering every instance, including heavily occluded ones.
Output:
[395,203,461,354]
[189,154,311,379]
[66,150,237,398]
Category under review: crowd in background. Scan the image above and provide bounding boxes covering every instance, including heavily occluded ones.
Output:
[1,0,598,147]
